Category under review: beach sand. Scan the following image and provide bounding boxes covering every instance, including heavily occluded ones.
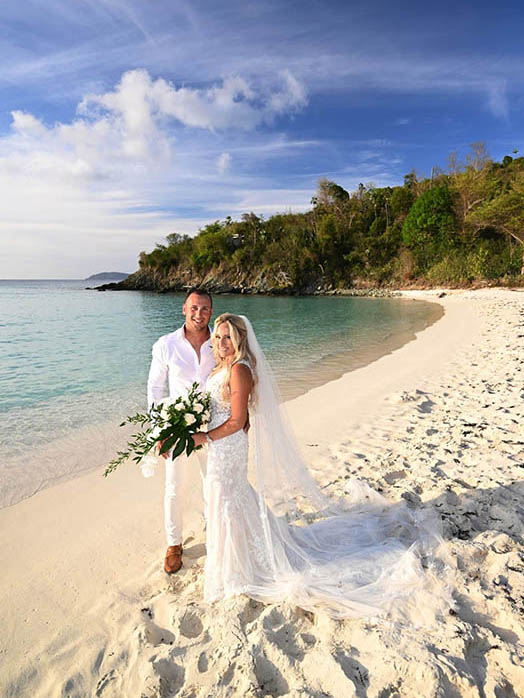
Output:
[1,288,523,697]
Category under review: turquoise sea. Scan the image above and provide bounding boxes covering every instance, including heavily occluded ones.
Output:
[0,280,442,507]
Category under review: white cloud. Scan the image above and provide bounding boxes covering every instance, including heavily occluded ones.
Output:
[0,68,310,277]
[79,68,308,135]
[2,68,308,186]
[216,152,231,174]
[11,110,47,135]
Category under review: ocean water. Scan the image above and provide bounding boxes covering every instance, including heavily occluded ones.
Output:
[0,280,442,507]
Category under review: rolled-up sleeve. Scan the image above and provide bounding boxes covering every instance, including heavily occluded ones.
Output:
[147,338,168,410]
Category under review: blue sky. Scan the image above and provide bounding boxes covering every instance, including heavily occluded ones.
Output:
[1,0,523,277]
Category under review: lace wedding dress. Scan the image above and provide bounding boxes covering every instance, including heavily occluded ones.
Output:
[203,321,453,622]
[204,360,271,603]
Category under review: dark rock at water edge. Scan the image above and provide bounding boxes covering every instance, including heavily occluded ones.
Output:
[92,268,401,297]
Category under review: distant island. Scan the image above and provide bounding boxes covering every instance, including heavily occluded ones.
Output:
[96,145,524,295]
[86,272,129,281]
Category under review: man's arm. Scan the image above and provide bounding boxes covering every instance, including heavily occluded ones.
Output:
[147,338,168,410]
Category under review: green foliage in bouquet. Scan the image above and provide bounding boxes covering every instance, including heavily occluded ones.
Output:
[104,382,211,477]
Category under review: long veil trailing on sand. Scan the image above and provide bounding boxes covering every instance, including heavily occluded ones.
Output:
[237,315,454,622]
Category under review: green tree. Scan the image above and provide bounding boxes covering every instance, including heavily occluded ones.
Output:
[312,178,350,208]
[467,188,524,273]
[390,186,414,220]
[402,185,456,271]
[166,232,186,246]
[191,221,234,270]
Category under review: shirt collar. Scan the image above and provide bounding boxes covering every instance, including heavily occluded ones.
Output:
[177,324,212,346]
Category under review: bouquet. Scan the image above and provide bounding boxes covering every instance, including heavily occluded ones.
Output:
[104,382,211,478]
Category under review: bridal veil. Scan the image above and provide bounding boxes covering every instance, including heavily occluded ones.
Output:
[236,315,454,623]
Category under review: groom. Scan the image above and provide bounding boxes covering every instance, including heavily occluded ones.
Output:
[147,288,215,574]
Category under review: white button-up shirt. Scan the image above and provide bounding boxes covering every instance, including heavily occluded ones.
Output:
[147,326,215,409]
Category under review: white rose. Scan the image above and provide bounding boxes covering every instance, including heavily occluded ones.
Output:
[184,413,196,426]
[151,425,162,439]
[140,454,158,478]
[203,410,211,422]
[193,403,204,414]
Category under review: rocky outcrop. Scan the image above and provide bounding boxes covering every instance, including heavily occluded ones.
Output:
[93,264,404,296]
[94,265,317,295]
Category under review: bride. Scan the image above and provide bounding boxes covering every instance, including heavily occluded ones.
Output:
[191,314,452,621]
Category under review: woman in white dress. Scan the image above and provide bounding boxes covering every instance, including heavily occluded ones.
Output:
[192,314,452,622]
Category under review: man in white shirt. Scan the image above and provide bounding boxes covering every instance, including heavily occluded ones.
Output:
[147,288,215,574]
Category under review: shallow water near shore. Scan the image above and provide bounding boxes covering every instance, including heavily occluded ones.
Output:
[0,280,442,507]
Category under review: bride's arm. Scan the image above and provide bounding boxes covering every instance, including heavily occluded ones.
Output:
[193,363,253,446]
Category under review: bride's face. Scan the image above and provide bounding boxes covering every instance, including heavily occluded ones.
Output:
[215,323,235,360]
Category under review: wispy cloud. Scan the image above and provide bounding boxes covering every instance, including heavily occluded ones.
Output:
[219,188,313,214]
[487,81,509,119]
[1,2,519,120]
[216,152,231,174]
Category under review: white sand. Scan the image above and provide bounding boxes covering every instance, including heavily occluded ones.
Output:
[1,288,523,697]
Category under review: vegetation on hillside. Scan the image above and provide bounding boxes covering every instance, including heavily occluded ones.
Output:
[135,144,524,291]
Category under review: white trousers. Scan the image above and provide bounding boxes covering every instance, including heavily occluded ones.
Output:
[164,450,207,546]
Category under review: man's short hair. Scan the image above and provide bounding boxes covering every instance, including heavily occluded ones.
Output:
[184,287,213,306]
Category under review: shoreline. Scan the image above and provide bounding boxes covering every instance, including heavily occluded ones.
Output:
[92,275,524,294]
[277,296,444,402]
[1,288,523,697]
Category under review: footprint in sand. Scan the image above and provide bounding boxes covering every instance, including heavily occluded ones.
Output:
[260,605,319,665]
[333,649,370,693]
[148,658,185,696]
[197,651,208,673]
[238,597,266,626]
[177,607,204,639]
[252,651,290,697]
[383,470,407,485]
[143,619,175,646]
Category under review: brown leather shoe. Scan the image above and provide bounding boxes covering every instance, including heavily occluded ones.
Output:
[164,545,183,574]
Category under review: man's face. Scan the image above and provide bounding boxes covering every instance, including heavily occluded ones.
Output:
[183,293,212,333]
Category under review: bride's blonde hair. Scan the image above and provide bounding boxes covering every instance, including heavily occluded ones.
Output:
[211,314,257,404]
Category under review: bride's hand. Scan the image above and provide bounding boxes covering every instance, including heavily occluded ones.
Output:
[192,432,207,448]
[157,439,170,460]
